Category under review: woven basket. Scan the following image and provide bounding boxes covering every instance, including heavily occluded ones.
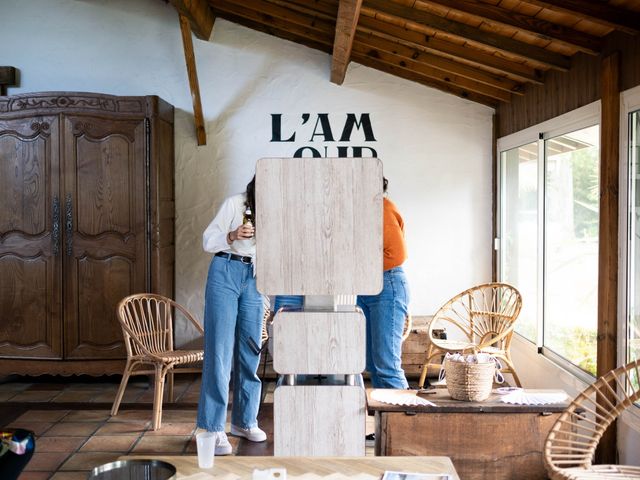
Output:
[444,358,495,401]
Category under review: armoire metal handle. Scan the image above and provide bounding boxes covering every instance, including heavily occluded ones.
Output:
[52,196,60,256]
[65,193,73,256]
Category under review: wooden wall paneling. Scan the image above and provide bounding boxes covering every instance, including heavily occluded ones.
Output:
[331,0,363,85]
[0,115,62,359]
[179,14,207,146]
[496,32,640,137]
[62,115,147,360]
[255,157,383,296]
[272,311,365,374]
[595,51,620,465]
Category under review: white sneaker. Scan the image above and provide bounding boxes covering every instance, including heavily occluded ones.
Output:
[215,431,233,455]
[230,424,267,442]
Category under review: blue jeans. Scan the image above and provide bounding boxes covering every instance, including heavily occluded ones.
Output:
[273,295,304,312]
[357,266,410,389]
[197,256,264,432]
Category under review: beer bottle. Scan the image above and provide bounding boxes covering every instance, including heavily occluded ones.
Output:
[243,206,253,226]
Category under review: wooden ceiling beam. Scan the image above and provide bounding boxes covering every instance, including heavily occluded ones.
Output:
[179,14,207,145]
[363,0,571,71]
[351,41,512,102]
[214,0,500,106]
[216,11,333,54]
[211,1,334,49]
[331,0,364,85]
[358,15,544,85]
[352,52,498,107]
[355,32,523,95]
[170,0,215,40]
[212,0,335,35]
[416,0,601,55]
[519,0,640,36]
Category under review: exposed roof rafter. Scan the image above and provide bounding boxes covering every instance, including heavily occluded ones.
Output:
[358,15,544,85]
[417,0,602,55]
[331,0,364,85]
[363,0,571,71]
[520,0,640,36]
[170,0,216,40]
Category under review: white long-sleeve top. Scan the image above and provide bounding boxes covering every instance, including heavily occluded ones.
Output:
[202,193,256,257]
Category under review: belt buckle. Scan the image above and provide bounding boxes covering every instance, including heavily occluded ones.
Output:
[241,256,252,264]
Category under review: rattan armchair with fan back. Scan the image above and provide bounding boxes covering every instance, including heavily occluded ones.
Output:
[110,294,205,430]
[544,358,640,480]
[418,282,523,388]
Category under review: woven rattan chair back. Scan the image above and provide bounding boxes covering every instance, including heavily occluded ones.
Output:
[118,295,178,358]
[544,359,640,480]
[418,283,523,388]
[111,293,204,430]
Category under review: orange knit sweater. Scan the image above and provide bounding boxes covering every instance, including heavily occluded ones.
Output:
[383,197,407,271]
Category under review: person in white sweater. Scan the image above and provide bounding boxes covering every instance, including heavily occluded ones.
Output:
[196,175,267,456]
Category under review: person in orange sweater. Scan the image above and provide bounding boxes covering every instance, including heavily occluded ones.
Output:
[357,177,410,389]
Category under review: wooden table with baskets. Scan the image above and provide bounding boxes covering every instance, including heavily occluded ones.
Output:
[366,388,569,480]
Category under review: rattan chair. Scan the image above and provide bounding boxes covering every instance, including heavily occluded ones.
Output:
[544,359,640,479]
[417,283,523,388]
[111,294,204,430]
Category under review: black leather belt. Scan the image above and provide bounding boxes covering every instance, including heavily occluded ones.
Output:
[215,251,252,264]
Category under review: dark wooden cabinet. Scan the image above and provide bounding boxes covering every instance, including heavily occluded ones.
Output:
[0,92,174,375]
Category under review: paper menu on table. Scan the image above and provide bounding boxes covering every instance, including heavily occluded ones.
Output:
[382,471,451,480]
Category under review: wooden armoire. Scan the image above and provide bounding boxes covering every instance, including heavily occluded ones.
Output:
[0,92,174,376]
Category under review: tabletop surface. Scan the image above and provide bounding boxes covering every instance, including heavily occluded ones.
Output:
[121,455,460,480]
[366,388,570,413]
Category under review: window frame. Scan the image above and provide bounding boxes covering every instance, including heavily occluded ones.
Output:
[496,101,601,383]
[619,84,640,370]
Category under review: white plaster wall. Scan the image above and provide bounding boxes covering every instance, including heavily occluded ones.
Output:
[2,0,493,331]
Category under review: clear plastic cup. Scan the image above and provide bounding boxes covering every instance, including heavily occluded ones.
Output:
[196,432,216,469]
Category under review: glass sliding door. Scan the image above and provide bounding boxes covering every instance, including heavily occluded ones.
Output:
[627,109,640,366]
[543,125,600,376]
[500,143,539,342]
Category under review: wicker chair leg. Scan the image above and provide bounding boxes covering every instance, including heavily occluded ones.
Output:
[111,359,133,416]
[418,345,437,388]
[152,363,166,431]
[167,370,174,403]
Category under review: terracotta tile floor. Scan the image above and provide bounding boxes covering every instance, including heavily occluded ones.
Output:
[0,375,375,479]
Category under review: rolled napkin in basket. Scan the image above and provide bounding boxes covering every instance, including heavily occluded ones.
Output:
[439,352,504,402]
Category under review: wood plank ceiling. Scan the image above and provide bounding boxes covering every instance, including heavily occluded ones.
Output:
[172,0,640,107]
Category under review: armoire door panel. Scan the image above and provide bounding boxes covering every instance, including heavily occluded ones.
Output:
[68,256,133,357]
[0,116,62,358]
[63,115,147,359]
[76,134,134,236]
